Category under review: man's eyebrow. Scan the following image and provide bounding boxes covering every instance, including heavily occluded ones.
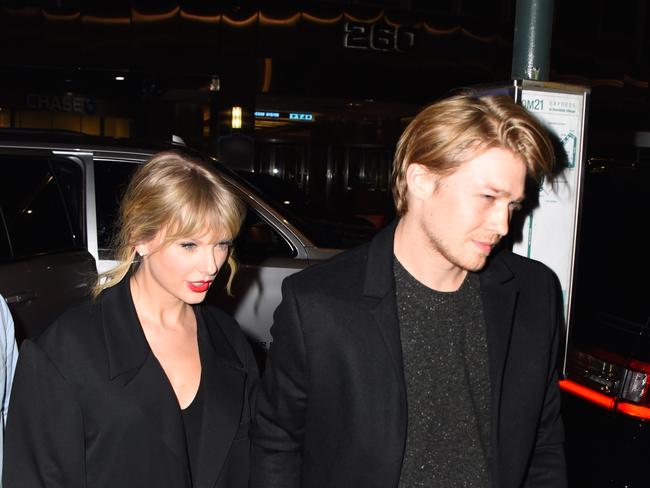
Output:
[483,186,526,201]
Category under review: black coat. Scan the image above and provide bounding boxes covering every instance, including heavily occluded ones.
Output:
[3,277,258,488]
[251,221,567,488]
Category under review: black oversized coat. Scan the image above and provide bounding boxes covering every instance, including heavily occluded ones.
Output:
[251,221,567,488]
[3,277,258,488]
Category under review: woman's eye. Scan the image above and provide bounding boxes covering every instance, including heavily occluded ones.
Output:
[482,194,495,200]
[180,242,196,250]
[216,240,233,250]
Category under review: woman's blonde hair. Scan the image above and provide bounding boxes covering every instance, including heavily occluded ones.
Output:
[93,150,245,298]
[391,93,556,215]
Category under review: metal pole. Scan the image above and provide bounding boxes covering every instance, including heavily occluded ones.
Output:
[511,0,555,81]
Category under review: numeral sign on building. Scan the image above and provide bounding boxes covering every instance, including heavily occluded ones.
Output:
[343,21,416,52]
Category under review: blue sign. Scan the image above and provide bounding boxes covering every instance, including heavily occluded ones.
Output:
[289,113,313,121]
[254,110,314,122]
[254,111,280,118]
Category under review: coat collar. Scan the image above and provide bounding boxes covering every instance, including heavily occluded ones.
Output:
[478,249,519,481]
[99,278,191,480]
[99,276,244,380]
[100,275,150,380]
[194,308,246,488]
[99,277,247,487]
[363,219,399,299]
[362,219,403,374]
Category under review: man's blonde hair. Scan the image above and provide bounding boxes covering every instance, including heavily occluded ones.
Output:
[93,150,245,298]
[391,93,555,215]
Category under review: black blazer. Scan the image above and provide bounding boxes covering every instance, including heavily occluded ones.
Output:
[251,221,566,488]
[3,277,258,488]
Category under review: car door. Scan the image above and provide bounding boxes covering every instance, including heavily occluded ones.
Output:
[0,152,96,341]
[206,202,310,350]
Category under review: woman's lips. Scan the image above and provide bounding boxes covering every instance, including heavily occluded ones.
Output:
[187,280,213,293]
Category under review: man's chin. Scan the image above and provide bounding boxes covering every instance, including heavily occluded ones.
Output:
[461,256,488,272]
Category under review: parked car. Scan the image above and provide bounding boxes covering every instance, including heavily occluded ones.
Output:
[561,157,650,487]
[0,130,380,353]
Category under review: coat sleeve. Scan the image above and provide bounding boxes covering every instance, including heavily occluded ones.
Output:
[250,277,309,488]
[523,272,568,488]
[2,340,85,488]
[1,298,18,426]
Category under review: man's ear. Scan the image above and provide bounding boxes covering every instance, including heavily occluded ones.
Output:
[405,163,436,201]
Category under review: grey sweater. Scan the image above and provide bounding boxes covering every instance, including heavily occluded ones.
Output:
[394,258,491,488]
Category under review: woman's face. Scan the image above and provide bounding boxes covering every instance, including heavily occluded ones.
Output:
[136,228,231,305]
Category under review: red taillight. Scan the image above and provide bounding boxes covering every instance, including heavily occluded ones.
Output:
[559,379,615,409]
[615,402,650,419]
[563,350,650,419]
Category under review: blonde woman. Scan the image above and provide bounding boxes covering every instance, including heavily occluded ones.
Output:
[3,151,257,488]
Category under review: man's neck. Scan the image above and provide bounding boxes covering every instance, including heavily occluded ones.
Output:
[393,217,467,292]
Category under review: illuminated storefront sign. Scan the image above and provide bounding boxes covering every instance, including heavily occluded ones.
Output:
[26,94,97,115]
[289,113,313,121]
[255,110,314,122]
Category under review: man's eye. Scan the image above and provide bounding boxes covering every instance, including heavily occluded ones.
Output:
[482,194,495,200]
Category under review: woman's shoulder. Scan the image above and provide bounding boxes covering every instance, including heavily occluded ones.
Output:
[34,297,104,362]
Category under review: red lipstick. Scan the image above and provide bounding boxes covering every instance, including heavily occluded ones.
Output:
[188,280,212,293]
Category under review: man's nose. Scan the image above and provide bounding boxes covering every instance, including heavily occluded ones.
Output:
[491,204,511,238]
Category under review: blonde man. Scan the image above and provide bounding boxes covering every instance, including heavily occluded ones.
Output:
[252,94,567,488]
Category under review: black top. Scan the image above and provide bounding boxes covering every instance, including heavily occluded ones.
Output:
[394,258,491,488]
[182,372,205,487]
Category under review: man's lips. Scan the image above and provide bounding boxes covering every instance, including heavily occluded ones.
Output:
[473,240,498,254]
[187,280,213,293]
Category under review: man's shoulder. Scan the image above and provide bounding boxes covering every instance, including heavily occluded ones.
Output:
[287,242,372,293]
[490,249,558,289]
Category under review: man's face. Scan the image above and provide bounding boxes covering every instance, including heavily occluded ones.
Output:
[418,147,527,273]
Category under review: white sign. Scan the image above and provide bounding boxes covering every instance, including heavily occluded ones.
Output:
[513,84,588,322]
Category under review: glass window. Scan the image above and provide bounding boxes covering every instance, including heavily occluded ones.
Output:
[94,160,139,257]
[0,209,11,261]
[0,155,78,258]
[94,160,295,263]
[51,157,84,247]
[234,209,295,263]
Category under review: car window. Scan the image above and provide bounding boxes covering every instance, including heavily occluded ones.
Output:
[234,171,380,249]
[235,209,295,263]
[0,208,11,261]
[94,160,139,258]
[0,155,81,258]
[52,157,85,246]
[94,159,294,263]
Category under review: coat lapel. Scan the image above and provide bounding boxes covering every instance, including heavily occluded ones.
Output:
[100,278,190,483]
[193,307,247,488]
[479,251,518,483]
[363,221,404,391]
